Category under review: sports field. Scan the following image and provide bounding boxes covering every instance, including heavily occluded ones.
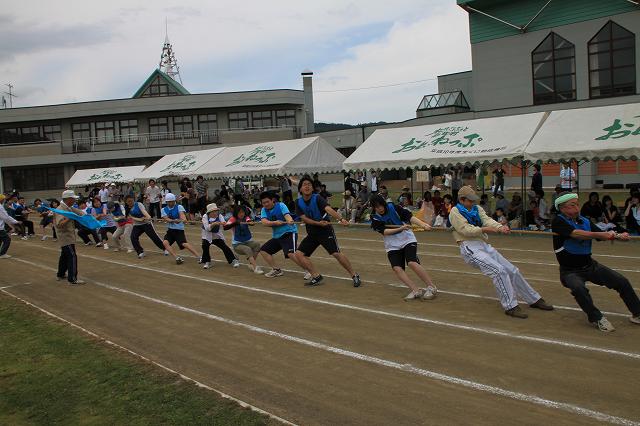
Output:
[2,224,639,425]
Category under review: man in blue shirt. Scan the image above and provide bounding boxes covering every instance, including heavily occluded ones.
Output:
[258,191,313,279]
[161,193,200,264]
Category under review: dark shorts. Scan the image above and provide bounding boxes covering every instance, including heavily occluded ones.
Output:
[387,242,420,270]
[298,227,339,256]
[40,216,53,227]
[164,228,188,249]
[261,232,297,259]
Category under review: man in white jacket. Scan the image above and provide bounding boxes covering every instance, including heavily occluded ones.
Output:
[0,194,21,259]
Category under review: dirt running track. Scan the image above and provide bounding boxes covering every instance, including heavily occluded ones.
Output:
[2,225,640,425]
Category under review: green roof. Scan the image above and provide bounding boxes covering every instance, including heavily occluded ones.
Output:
[132,69,190,98]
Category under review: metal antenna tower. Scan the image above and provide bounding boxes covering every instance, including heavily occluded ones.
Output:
[2,83,18,108]
[159,20,183,84]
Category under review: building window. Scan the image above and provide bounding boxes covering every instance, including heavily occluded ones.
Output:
[2,165,65,191]
[0,128,20,144]
[43,125,61,141]
[139,76,180,97]
[95,121,115,143]
[119,119,138,138]
[149,117,169,134]
[276,110,296,127]
[172,115,193,133]
[198,114,217,132]
[19,126,41,142]
[588,21,636,99]
[532,32,576,105]
[251,111,272,128]
[228,112,248,130]
[72,123,91,140]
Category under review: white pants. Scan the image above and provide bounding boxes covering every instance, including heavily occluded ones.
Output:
[460,240,540,310]
[112,223,133,250]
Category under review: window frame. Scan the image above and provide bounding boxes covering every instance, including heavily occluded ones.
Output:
[531,32,576,105]
[588,21,636,99]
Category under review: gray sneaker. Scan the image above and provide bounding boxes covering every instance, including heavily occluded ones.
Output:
[630,314,640,325]
[176,256,184,265]
[265,268,284,278]
[594,317,615,332]
[505,305,528,319]
[69,280,86,285]
[403,290,423,301]
[231,259,240,268]
[421,286,437,300]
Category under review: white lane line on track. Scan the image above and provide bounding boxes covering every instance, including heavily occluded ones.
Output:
[4,262,638,426]
[0,282,32,290]
[0,288,297,426]
[12,255,640,361]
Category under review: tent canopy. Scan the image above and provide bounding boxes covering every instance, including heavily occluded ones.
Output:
[136,147,226,181]
[195,137,346,179]
[525,103,640,163]
[343,112,547,171]
[66,165,146,188]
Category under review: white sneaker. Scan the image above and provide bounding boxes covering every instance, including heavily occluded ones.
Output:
[0,254,12,259]
[231,259,240,268]
[421,286,438,300]
[127,249,134,254]
[96,242,103,247]
[103,243,109,250]
[197,257,203,264]
[138,252,145,259]
[403,290,422,301]
[303,271,312,281]
[203,262,211,269]
[253,266,264,275]
[629,315,640,325]
[265,268,284,278]
[113,248,120,252]
[69,279,86,285]
[84,241,92,246]
[176,256,184,265]
[163,250,169,256]
[21,235,29,240]
[594,317,615,332]
[41,235,47,241]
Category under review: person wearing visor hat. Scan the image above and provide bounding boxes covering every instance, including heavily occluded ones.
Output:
[552,192,640,332]
[55,190,87,284]
[449,186,553,319]
[161,193,199,265]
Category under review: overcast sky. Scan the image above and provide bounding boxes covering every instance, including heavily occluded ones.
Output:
[0,1,471,124]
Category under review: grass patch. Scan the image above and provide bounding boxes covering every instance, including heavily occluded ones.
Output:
[0,294,277,425]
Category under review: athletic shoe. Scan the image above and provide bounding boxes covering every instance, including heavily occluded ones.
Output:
[231,259,240,268]
[126,249,133,254]
[629,314,640,325]
[421,286,437,300]
[594,317,615,332]
[176,256,184,265]
[96,242,103,247]
[265,268,284,278]
[530,298,554,311]
[505,306,528,319]
[0,254,12,259]
[352,274,361,288]
[69,280,86,285]
[197,257,203,264]
[138,252,145,259]
[303,271,312,281]
[103,243,109,250]
[113,248,120,252]
[52,238,57,242]
[203,262,211,269]
[163,250,169,256]
[56,275,66,281]
[41,235,47,241]
[253,266,264,275]
[21,235,29,240]
[403,290,423,301]
[84,241,92,246]
[306,275,324,286]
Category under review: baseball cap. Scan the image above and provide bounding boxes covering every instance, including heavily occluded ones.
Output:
[165,193,176,202]
[61,189,79,199]
[206,203,219,214]
[458,185,479,201]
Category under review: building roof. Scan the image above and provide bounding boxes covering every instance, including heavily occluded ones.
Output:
[132,69,191,98]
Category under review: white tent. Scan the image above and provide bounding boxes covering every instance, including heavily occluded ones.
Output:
[525,103,640,163]
[343,112,548,171]
[66,165,146,188]
[195,137,346,179]
[136,147,226,181]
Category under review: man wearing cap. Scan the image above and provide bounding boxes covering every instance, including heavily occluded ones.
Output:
[552,192,640,332]
[295,176,361,287]
[55,190,88,284]
[0,194,21,259]
[161,193,199,264]
[450,185,553,318]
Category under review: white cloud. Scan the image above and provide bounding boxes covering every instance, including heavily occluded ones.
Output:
[0,0,471,124]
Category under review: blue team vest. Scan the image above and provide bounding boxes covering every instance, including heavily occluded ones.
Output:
[297,194,326,221]
[373,202,404,225]
[130,202,144,218]
[163,204,180,220]
[234,220,252,243]
[558,214,592,255]
[265,203,286,222]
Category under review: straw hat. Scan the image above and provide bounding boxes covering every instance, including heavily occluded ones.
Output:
[206,203,219,214]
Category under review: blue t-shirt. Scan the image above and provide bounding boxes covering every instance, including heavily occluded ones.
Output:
[162,204,186,230]
[261,202,297,238]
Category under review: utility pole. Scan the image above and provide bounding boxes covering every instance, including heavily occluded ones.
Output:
[2,84,18,108]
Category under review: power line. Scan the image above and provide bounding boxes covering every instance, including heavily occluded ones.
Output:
[315,77,437,93]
